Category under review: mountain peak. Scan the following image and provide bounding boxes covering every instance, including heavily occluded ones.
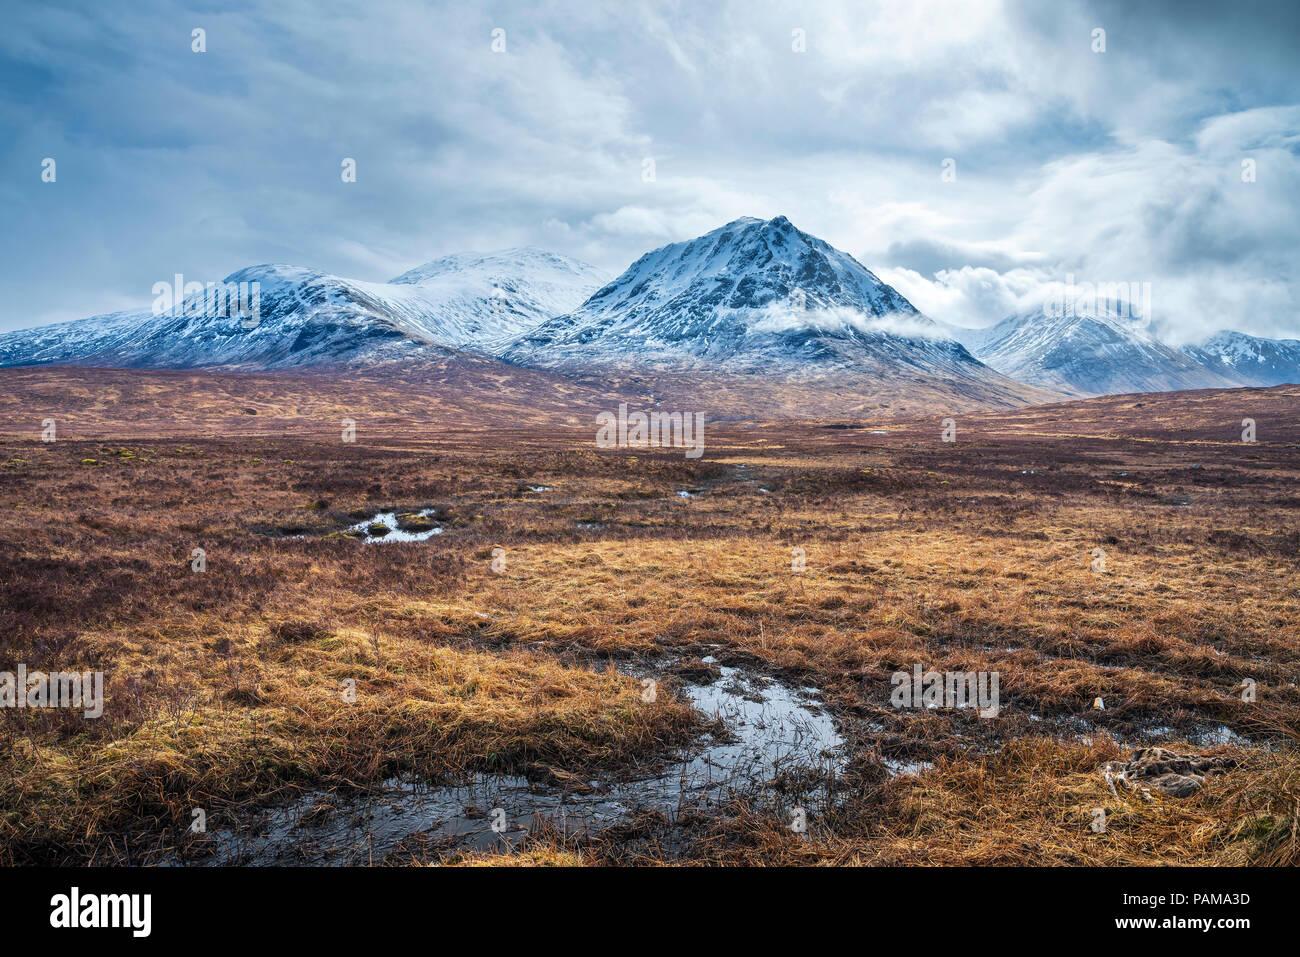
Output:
[958,306,1237,397]
[500,217,984,380]
[718,213,799,237]
[722,214,793,226]
[390,247,601,286]
[0,247,607,370]
[1180,329,1300,386]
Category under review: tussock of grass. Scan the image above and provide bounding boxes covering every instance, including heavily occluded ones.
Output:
[446,847,590,867]
[0,637,698,864]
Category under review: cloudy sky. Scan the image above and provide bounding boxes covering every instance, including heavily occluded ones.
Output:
[2,0,1298,340]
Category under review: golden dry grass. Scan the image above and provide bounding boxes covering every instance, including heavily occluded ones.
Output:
[0,371,1296,865]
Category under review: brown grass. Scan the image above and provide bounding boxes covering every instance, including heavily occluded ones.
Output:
[1,370,1297,865]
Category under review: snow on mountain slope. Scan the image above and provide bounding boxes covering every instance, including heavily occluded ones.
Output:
[1179,330,1300,387]
[0,249,607,370]
[952,305,1241,397]
[501,216,1024,395]
[387,247,611,350]
[0,309,155,368]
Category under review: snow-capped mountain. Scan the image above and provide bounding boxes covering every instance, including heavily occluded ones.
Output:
[387,248,610,351]
[501,216,1026,395]
[948,305,1241,397]
[0,249,606,370]
[1179,331,1300,387]
[6,216,1284,405]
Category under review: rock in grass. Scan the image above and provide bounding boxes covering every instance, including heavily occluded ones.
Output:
[396,512,435,532]
[1145,773,1207,798]
[1106,746,1238,797]
[525,763,596,794]
[667,658,722,684]
[270,620,334,644]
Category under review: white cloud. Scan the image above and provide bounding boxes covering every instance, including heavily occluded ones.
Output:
[748,303,946,339]
[2,0,1298,343]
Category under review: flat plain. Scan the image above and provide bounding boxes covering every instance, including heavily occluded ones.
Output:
[1,368,1297,865]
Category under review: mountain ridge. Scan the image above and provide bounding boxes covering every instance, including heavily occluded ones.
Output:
[498,216,1042,414]
[0,250,608,370]
[3,216,1292,405]
[1178,330,1300,388]
[944,306,1298,396]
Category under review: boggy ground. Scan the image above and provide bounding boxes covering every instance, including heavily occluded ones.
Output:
[0,371,1297,865]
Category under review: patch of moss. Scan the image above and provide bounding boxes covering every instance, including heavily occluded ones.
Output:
[396,512,435,532]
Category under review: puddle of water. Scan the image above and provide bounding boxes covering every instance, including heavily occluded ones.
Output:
[178,664,844,866]
[575,521,605,530]
[882,758,933,777]
[527,486,553,492]
[1140,725,1175,738]
[346,511,443,543]
[675,490,698,499]
[684,666,842,781]
[1072,721,1252,752]
[1187,724,1250,747]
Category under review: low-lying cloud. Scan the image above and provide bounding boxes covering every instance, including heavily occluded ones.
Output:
[748,303,945,340]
